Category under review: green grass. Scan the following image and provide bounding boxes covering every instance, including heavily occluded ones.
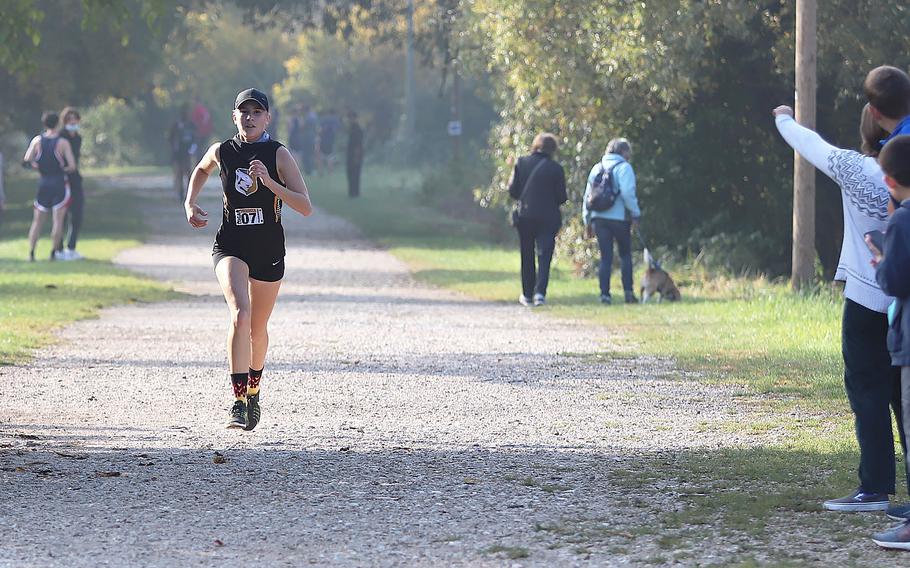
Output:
[314,165,844,405]
[0,173,178,364]
[313,165,905,552]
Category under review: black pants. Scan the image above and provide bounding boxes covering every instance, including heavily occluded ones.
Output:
[347,160,362,198]
[65,171,84,251]
[903,366,910,487]
[842,298,907,494]
[516,217,558,299]
[593,218,633,296]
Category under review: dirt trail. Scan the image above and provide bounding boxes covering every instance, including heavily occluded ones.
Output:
[1,175,884,566]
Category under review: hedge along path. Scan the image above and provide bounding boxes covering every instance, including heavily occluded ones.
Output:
[0,174,875,566]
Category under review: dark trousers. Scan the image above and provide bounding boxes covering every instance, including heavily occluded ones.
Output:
[593,218,633,297]
[842,298,907,494]
[903,366,910,487]
[516,217,558,298]
[346,160,362,198]
[65,171,84,250]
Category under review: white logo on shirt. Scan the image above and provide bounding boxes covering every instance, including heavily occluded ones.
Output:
[235,168,258,196]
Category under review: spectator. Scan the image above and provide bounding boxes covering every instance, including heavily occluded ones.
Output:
[0,151,5,229]
[318,108,341,174]
[22,111,76,261]
[865,66,910,144]
[168,104,197,202]
[582,138,641,304]
[300,103,319,175]
[287,104,304,165]
[346,110,364,198]
[190,96,213,163]
[870,135,910,550]
[59,106,84,260]
[774,103,907,513]
[508,132,568,307]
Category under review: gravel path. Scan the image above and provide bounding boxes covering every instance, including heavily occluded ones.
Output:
[0,175,893,566]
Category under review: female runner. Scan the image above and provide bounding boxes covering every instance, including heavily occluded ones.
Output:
[184,88,313,430]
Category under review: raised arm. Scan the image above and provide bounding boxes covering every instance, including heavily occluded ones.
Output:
[773,106,839,180]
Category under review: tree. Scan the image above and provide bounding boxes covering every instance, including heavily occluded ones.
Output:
[463,0,910,276]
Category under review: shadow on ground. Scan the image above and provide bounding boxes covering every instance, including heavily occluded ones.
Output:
[0,426,893,567]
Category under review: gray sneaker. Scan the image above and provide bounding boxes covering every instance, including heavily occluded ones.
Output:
[872,521,910,550]
[532,293,545,306]
[823,489,889,512]
[599,294,612,305]
[888,502,910,521]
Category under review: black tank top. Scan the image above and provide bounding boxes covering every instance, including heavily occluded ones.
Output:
[215,135,285,258]
[37,135,66,178]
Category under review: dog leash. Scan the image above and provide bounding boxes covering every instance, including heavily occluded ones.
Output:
[634,225,649,251]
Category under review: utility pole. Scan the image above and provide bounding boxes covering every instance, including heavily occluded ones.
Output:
[403,0,416,143]
[791,0,817,290]
[450,58,462,162]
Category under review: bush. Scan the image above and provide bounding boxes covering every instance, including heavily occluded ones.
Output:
[80,98,156,169]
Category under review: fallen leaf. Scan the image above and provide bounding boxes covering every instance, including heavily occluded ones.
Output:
[54,451,88,460]
[213,454,226,464]
[96,471,121,477]
[45,284,58,289]
[214,539,224,546]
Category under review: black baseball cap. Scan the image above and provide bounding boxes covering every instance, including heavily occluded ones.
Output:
[234,88,269,111]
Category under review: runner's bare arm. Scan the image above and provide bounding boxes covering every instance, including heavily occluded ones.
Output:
[184,142,220,228]
[59,139,76,173]
[250,146,312,216]
[22,136,40,164]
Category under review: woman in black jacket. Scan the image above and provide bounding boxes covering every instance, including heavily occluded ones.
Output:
[508,133,567,306]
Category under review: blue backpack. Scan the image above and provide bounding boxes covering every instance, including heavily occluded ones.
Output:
[586,162,622,212]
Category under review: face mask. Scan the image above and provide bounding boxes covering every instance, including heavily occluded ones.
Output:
[65,124,80,132]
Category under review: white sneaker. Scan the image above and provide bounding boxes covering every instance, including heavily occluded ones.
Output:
[532,293,546,306]
[65,249,83,260]
[52,250,67,261]
[518,294,531,307]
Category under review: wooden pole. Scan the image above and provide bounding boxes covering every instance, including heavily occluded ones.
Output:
[404,0,416,140]
[451,60,461,162]
[792,0,817,290]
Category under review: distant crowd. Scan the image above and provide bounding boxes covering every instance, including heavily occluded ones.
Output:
[169,99,364,202]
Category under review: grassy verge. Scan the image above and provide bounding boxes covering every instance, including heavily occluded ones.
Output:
[0,172,179,364]
[313,165,904,551]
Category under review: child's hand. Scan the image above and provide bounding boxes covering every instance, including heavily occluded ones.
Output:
[865,234,883,267]
[772,105,794,118]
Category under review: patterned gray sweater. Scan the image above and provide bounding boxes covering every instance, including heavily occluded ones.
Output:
[776,114,891,313]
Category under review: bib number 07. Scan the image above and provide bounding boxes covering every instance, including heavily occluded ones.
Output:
[234,207,264,226]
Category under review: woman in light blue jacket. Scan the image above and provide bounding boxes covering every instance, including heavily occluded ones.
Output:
[582,138,641,304]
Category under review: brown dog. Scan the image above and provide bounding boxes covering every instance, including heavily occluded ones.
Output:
[640,249,681,303]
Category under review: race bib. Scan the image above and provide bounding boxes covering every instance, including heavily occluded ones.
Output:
[234,207,264,226]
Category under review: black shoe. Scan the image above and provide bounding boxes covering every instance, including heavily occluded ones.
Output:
[625,291,639,304]
[599,294,612,305]
[244,393,260,431]
[227,400,247,429]
[823,489,889,512]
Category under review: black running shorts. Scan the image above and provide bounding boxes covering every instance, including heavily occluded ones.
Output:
[34,176,70,212]
[212,245,285,282]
